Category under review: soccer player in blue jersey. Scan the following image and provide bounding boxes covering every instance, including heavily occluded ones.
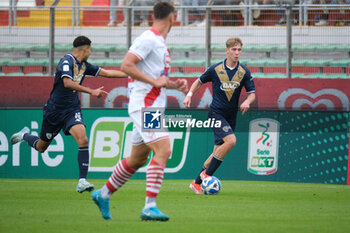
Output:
[183,37,256,194]
[10,35,128,193]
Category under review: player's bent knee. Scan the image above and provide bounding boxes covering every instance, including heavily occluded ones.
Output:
[76,137,88,147]
[224,136,236,149]
[36,146,47,153]
[161,147,172,158]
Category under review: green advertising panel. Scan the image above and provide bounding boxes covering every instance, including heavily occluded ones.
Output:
[0,109,349,184]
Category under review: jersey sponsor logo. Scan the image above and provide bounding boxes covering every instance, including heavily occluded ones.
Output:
[278,88,349,110]
[248,118,279,175]
[220,81,240,92]
[89,117,190,173]
[63,65,69,72]
[215,64,245,101]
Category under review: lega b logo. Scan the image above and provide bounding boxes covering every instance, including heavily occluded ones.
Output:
[143,109,162,129]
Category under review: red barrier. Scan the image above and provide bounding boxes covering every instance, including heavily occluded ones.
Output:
[1,76,350,111]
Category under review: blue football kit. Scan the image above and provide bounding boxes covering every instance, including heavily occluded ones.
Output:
[41,53,101,141]
[199,59,255,145]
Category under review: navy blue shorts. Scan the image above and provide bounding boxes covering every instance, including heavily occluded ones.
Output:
[208,110,236,145]
[40,104,85,142]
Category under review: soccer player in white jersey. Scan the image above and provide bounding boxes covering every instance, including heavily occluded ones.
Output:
[92,1,188,221]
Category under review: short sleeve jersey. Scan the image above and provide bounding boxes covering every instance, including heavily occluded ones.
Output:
[199,59,255,116]
[47,53,101,109]
[128,28,171,113]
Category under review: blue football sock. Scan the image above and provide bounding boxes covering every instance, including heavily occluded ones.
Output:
[206,155,223,176]
[23,133,39,150]
[78,147,89,179]
[194,166,206,184]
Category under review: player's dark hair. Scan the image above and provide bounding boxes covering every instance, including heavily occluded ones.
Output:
[73,36,91,48]
[153,1,175,20]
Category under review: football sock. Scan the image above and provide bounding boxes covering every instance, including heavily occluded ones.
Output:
[194,166,206,184]
[206,155,223,176]
[145,159,164,202]
[100,185,113,199]
[78,147,89,179]
[23,133,39,150]
[106,158,136,193]
[144,197,157,209]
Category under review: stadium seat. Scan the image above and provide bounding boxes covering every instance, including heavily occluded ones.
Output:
[183,72,202,78]
[291,73,308,78]
[168,44,197,53]
[292,59,308,66]
[329,59,350,67]
[169,72,185,77]
[211,44,225,52]
[0,58,12,66]
[333,44,350,53]
[8,58,35,66]
[55,44,73,52]
[171,59,186,67]
[251,72,266,78]
[33,44,50,52]
[265,59,286,67]
[247,59,269,67]
[325,73,349,79]
[102,59,124,67]
[304,73,329,78]
[6,72,25,76]
[25,72,46,76]
[304,59,332,68]
[262,73,287,78]
[0,44,16,52]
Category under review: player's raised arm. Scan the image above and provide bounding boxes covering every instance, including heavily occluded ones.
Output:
[121,52,167,88]
[165,79,188,93]
[98,68,128,78]
[183,79,202,108]
[63,77,108,98]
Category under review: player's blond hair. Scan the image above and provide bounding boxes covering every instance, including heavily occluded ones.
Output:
[226,37,243,48]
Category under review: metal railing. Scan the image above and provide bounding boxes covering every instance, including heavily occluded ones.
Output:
[1,3,350,78]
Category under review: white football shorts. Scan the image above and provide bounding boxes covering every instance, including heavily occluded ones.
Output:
[129,110,169,145]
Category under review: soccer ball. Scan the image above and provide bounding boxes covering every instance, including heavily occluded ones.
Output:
[201,176,221,195]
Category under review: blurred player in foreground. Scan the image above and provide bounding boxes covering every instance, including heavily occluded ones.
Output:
[183,37,256,194]
[10,35,128,193]
[91,1,188,221]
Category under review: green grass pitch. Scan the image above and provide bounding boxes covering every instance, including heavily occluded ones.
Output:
[1,179,350,233]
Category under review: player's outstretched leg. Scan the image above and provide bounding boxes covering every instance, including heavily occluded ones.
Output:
[91,189,112,220]
[76,178,95,193]
[10,127,30,145]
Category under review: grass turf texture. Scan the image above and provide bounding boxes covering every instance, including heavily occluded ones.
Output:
[1,179,350,233]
